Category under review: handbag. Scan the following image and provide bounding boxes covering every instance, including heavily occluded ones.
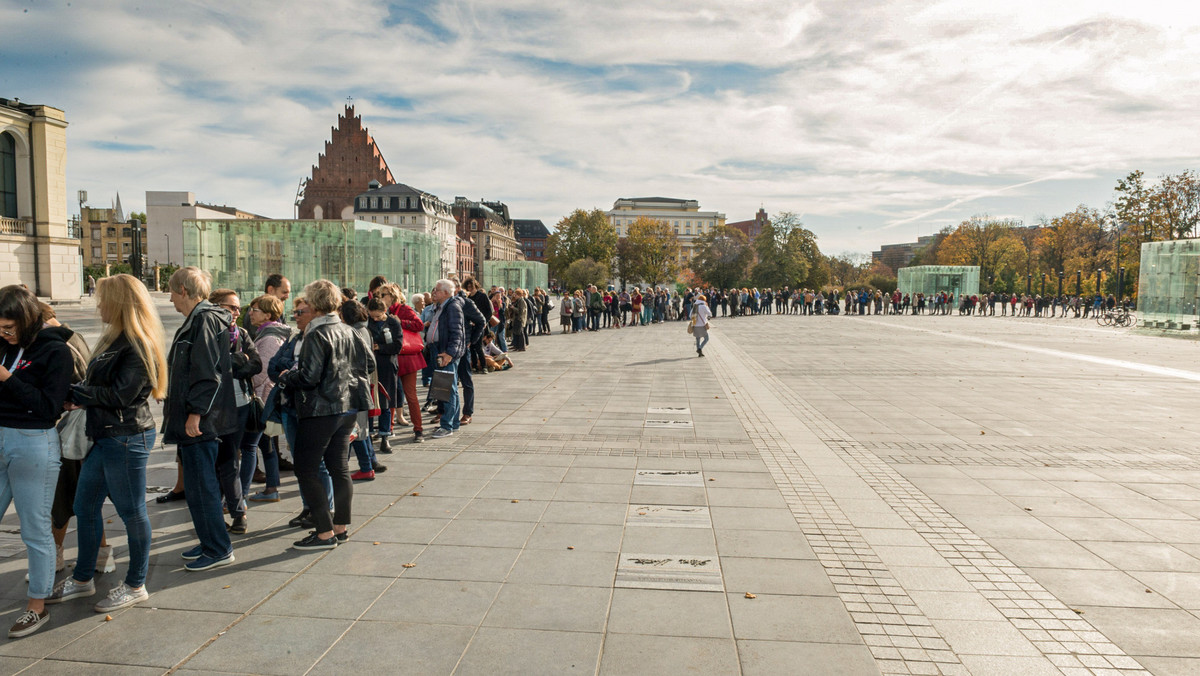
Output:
[400,326,424,355]
[245,393,266,434]
[687,315,696,335]
[488,315,500,327]
[57,407,92,461]
[430,368,455,402]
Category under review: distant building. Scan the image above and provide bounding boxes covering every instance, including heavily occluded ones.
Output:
[0,97,80,299]
[453,197,523,287]
[297,105,395,220]
[353,181,458,278]
[872,234,939,272]
[145,191,266,266]
[606,197,725,270]
[513,219,549,262]
[455,236,475,282]
[80,194,147,270]
[727,208,768,241]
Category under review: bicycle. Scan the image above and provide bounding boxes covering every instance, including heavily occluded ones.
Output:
[1096,307,1135,327]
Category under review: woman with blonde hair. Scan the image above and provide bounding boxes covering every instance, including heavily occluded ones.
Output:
[46,275,166,615]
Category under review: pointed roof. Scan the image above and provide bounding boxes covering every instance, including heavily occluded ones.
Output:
[113,192,125,222]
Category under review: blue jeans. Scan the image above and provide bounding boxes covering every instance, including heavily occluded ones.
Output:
[240,429,263,496]
[437,368,461,431]
[282,408,332,510]
[179,438,232,560]
[694,328,710,353]
[495,325,508,352]
[74,431,153,588]
[351,437,375,473]
[0,426,60,598]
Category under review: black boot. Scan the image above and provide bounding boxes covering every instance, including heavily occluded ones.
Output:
[377,436,393,454]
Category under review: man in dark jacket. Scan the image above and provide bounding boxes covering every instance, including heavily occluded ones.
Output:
[425,279,465,438]
[163,267,238,572]
[462,277,493,373]
[454,281,486,426]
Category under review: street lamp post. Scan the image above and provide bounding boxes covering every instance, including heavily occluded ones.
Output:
[164,233,171,265]
[1041,273,1046,296]
[1096,269,1102,296]
[1058,271,1064,297]
[1076,270,1081,296]
[1026,274,1031,295]
[1118,266,1125,303]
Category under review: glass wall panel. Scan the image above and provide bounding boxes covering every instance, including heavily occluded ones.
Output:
[1137,239,1200,330]
[482,260,549,292]
[897,265,980,299]
[182,219,442,310]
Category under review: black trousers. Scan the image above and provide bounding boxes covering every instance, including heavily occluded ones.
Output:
[217,405,250,519]
[294,413,356,533]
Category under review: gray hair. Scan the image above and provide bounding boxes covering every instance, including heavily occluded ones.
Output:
[168,266,212,301]
[434,278,455,294]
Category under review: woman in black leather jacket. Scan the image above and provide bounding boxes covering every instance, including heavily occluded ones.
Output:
[49,275,167,615]
[275,280,374,550]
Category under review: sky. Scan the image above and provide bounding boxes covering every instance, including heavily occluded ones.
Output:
[4,0,1200,255]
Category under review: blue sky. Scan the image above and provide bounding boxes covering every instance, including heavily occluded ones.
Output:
[3,0,1200,255]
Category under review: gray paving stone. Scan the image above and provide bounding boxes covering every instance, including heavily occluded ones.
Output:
[16,662,164,675]
[457,497,550,522]
[482,583,611,632]
[404,477,490,497]
[540,500,628,525]
[524,522,625,552]
[713,528,816,559]
[709,506,801,531]
[385,494,472,518]
[406,545,521,582]
[307,541,426,577]
[361,578,499,625]
[431,518,536,548]
[619,525,717,555]
[598,633,740,675]
[1079,605,1200,657]
[256,573,392,619]
[628,485,708,505]
[507,548,618,587]
[350,516,449,545]
[551,482,632,503]
[929,619,1041,657]
[477,480,560,501]
[183,614,352,675]
[308,620,475,675]
[704,487,789,508]
[727,594,861,643]
[606,588,732,638]
[736,639,879,676]
[453,627,602,676]
[720,557,837,596]
[1033,567,1178,608]
[143,566,293,613]
[47,607,238,668]
[562,466,635,484]
[957,654,1062,676]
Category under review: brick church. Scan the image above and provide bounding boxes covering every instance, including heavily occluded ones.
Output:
[297,104,395,220]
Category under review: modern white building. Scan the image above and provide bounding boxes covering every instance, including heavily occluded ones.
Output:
[145,191,265,266]
[353,181,458,278]
[0,97,80,299]
[606,197,726,267]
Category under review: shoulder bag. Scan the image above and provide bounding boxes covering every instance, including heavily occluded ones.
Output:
[430,368,455,402]
[58,407,92,461]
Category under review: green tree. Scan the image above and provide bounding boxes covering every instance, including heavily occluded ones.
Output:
[750,211,823,289]
[624,216,681,286]
[1151,170,1200,240]
[936,215,1024,283]
[559,257,611,293]
[691,226,752,289]
[545,209,616,279]
[129,211,148,224]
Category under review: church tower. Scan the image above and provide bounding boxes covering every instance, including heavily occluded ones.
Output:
[297,104,395,220]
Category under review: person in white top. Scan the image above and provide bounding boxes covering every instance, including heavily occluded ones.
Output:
[691,295,713,357]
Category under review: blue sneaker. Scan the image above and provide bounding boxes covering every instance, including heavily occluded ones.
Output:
[185,553,234,572]
[181,545,203,561]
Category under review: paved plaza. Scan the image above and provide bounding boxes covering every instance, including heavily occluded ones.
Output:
[3,304,1200,675]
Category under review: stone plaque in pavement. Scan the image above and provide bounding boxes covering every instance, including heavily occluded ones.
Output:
[647,407,691,415]
[644,419,694,429]
[635,470,705,486]
[615,553,724,591]
[626,504,711,528]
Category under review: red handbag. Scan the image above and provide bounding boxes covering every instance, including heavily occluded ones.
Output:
[400,327,424,355]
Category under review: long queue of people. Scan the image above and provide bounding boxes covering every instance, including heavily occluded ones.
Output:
[0,267,531,639]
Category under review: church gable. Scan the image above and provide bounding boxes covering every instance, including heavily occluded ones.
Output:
[297,104,395,219]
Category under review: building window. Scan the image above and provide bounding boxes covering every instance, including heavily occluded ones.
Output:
[381,197,390,209]
[685,226,691,235]
[107,227,116,236]
[0,132,15,219]
[122,242,130,253]
[369,197,378,209]
[91,247,100,258]
[358,197,367,209]
[471,220,477,231]
[91,229,100,240]
[122,228,131,237]
[383,216,389,224]
[371,216,377,222]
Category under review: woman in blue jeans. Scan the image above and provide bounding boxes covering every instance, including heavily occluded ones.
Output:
[0,285,77,638]
[44,274,167,615]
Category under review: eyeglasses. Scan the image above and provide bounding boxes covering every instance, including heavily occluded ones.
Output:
[221,304,241,313]
[292,309,310,316]
[0,329,13,337]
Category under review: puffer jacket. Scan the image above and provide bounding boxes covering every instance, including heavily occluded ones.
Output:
[70,333,155,440]
[275,314,375,418]
[162,301,238,445]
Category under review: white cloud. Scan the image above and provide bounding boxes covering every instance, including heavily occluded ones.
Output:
[2,0,1200,254]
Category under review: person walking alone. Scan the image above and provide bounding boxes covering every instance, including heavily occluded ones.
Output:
[691,294,713,357]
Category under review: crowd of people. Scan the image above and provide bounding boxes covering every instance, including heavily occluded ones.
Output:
[0,267,547,639]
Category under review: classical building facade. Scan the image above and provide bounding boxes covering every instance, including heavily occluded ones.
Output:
[145,191,265,266]
[606,197,725,269]
[456,236,475,282]
[0,98,79,299]
[513,219,549,262]
[353,181,458,278]
[453,197,523,286]
[80,198,147,269]
[297,105,395,220]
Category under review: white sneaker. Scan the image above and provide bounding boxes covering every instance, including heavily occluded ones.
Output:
[93,582,149,613]
[96,545,116,574]
[44,577,96,604]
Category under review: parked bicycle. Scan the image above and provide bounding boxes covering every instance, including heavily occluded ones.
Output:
[1096,307,1135,327]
